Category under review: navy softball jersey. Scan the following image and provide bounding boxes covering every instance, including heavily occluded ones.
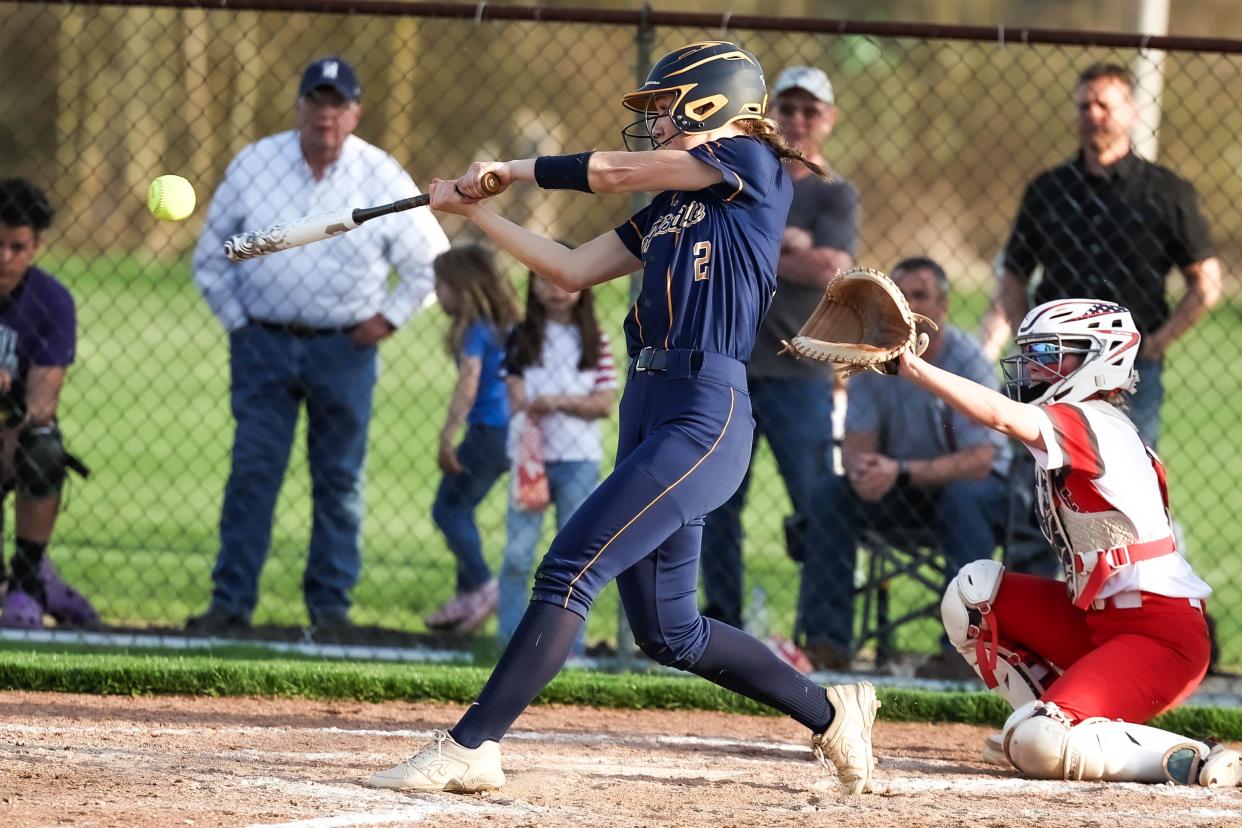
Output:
[616,136,790,360]
[528,136,792,667]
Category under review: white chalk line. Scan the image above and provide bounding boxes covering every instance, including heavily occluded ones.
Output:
[0,720,808,757]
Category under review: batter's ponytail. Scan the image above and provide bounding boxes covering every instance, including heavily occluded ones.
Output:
[736,118,831,181]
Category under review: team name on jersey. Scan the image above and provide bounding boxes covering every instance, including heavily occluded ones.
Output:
[641,201,707,254]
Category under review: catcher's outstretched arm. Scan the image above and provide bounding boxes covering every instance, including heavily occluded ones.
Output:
[897,353,1044,449]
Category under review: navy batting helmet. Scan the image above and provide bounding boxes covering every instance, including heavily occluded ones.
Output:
[621,41,768,150]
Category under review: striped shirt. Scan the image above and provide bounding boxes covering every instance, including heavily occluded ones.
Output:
[192,131,449,332]
[506,322,616,463]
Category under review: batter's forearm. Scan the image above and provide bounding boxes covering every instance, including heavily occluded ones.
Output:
[587,150,723,193]
[468,210,581,289]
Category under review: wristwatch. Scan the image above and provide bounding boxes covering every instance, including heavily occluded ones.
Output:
[896,459,912,487]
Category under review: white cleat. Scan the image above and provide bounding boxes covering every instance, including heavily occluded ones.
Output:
[1199,743,1242,788]
[813,681,881,794]
[365,730,506,793]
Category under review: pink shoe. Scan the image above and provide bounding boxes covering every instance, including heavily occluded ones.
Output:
[425,579,499,632]
[39,559,101,628]
[452,580,499,634]
[0,590,46,629]
[425,592,472,630]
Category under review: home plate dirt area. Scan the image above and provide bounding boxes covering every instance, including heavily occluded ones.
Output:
[2,692,1240,827]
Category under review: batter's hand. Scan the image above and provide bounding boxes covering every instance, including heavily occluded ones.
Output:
[428,178,480,218]
[456,161,512,200]
[351,314,395,348]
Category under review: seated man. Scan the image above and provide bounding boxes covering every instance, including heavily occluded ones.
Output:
[0,177,97,629]
[797,257,1009,671]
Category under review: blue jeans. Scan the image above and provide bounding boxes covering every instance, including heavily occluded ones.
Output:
[211,325,376,622]
[498,459,600,653]
[798,472,1008,652]
[432,423,509,593]
[701,377,833,627]
[1130,357,1163,448]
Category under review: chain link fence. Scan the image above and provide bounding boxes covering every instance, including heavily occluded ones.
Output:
[0,1,1238,674]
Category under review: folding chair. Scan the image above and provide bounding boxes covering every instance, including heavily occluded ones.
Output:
[853,525,946,670]
[1002,447,1058,576]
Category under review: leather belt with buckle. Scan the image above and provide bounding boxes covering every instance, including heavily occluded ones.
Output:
[633,346,668,372]
[251,318,353,338]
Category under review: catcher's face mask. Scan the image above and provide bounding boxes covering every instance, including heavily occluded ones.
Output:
[1002,337,1098,403]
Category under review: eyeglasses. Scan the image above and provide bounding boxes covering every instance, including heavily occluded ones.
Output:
[776,103,823,120]
[1024,342,1062,367]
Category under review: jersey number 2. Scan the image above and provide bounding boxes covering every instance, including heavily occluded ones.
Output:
[693,241,712,281]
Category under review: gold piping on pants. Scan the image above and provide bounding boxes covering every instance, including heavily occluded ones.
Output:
[563,386,737,609]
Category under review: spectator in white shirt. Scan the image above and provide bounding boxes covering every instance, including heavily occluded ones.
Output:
[189,56,449,636]
[499,266,616,653]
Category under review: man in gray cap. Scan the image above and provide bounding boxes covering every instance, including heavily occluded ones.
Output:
[701,65,860,669]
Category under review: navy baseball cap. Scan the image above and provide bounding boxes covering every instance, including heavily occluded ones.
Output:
[298,57,362,102]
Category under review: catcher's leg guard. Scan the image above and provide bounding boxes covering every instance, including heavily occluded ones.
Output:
[941,560,1059,709]
[1003,701,1208,783]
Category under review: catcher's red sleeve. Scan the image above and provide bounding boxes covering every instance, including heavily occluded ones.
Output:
[1043,403,1104,478]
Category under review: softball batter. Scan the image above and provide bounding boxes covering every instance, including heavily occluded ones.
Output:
[365,41,878,795]
[899,298,1240,787]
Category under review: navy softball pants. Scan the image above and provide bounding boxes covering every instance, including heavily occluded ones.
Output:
[529,349,753,669]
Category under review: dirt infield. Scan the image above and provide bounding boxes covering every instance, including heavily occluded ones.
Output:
[3,691,1240,827]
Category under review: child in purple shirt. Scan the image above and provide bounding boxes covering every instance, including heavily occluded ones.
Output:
[0,178,97,629]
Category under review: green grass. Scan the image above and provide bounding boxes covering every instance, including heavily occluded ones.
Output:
[23,250,1242,668]
[3,644,1240,739]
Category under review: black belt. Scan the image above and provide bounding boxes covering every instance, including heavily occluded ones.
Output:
[250,318,354,338]
[633,346,711,373]
[628,347,747,387]
[633,346,671,372]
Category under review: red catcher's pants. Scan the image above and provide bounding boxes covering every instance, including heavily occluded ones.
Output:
[989,573,1210,724]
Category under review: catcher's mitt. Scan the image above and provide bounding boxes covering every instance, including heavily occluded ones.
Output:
[780,267,937,377]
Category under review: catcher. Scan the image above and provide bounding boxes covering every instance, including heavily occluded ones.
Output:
[787,270,1240,787]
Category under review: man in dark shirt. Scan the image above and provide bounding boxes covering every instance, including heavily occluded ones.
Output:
[980,62,1222,446]
[700,65,860,635]
[0,178,97,629]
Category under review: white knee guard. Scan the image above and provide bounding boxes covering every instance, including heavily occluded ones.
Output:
[1003,701,1208,783]
[941,560,1059,709]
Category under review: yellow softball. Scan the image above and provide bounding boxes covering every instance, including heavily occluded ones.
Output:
[147,174,196,222]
